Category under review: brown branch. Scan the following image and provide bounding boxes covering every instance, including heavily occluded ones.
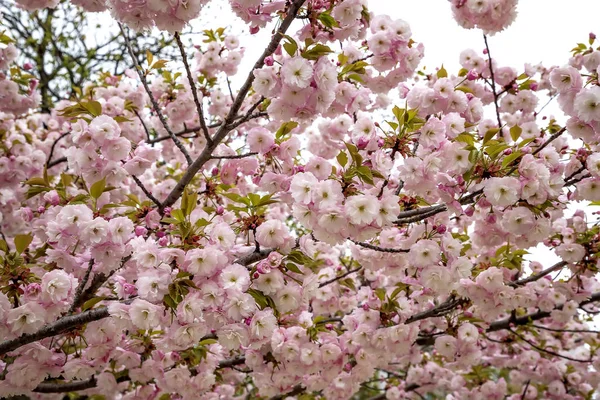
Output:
[349,239,409,253]
[47,156,68,168]
[0,307,110,356]
[131,175,162,209]
[68,259,94,314]
[507,328,592,363]
[405,297,462,325]
[33,377,97,393]
[46,132,69,168]
[174,31,211,145]
[212,152,258,160]
[161,0,306,209]
[508,261,568,287]
[319,267,362,288]
[234,248,273,266]
[531,127,567,157]
[118,23,192,165]
[483,34,502,129]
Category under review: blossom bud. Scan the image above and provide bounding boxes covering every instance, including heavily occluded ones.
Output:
[253,272,260,279]
[357,136,369,150]
[158,236,169,246]
[23,62,33,71]
[43,190,60,206]
[265,56,274,66]
[211,167,219,176]
[529,82,538,91]
[467,69,479,81]
[590,32,597,41]
[464,206,475,217]
[135,226,148,237]
[156,230,165,238]
[216,206,225,215]
[163,207,172,216]
[503,148,512,155]
[485,213,496,224]
[435,224,447,234]
[20,207,33,222]
[37,206,45,214]
[249,26,260,35]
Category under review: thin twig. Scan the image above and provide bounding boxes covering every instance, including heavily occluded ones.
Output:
[174,31,211,144]
[68,259,94,314]
[349,239,409,253]
[46,132,69,168]
[508,328,592,363]
[161,0,307,209]
[131,175,162,209]
[212,152,258,160]
[319,267,362,288]
[508,261,568,287]
[483,34,502,129]
[118,23,192,165]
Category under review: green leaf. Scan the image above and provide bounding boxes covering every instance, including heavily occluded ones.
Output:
[317,12,339,29]
[483,128,501,144]
[285,262,303,274]
[356,166,374,185]
[509,125,522,142]
[82,296,105,311]
[81,101,102,117]
[282,35,298,57]
[14,233,33,254]
[437,65,448,78]
[501,150,523,168]
[302,44,333,60]
[336,151,348,168]
[0,239,8,253]
[275,121,298,140]
[25,177,48,186]
[171,209,185,223]
[146,50,154,66]
[89,178,106,199]
[152,60,168,70]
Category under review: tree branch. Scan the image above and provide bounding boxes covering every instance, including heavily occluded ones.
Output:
[174,31,211,145]
[161,0,306,209]
[118,23,192,165]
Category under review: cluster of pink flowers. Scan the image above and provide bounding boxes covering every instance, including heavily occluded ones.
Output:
[449,0,519,35]
[5,0,600,399]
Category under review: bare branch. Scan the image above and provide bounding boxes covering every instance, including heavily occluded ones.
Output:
[33,377,97,393]
[508,261,568,287]
[118,23,192,165]
[46,132,69,168]
[212,152,258,160]
[174,31,211,144]
[0,307,109,356]
[319,267,362,288]
[349,239,409,253]
[131,175,162,209]
[483,34,502,129]
[68,258,94,314]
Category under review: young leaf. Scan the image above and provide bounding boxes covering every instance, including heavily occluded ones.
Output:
[89,178,106,199]
[14,233,33,254]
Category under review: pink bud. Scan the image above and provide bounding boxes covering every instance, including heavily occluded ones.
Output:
[23,62,33,71]
[156,230,165,238]
[590,33,597,40]
[249,26,260,35]
[344,363,352,372]
[158,236,169,246]
[436,224,447,234]
[20,207,33,222]
[529,82,538,91]
[467,69,479,81]
[216,206,224,215]
[464,205,475,217]
[253,272,260,279]
[135,226,148,236]
[485,213,496,224]
[265,56,274,66]
[37,206,45,214]
[211,167,219,176]
[503,148,512,155]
